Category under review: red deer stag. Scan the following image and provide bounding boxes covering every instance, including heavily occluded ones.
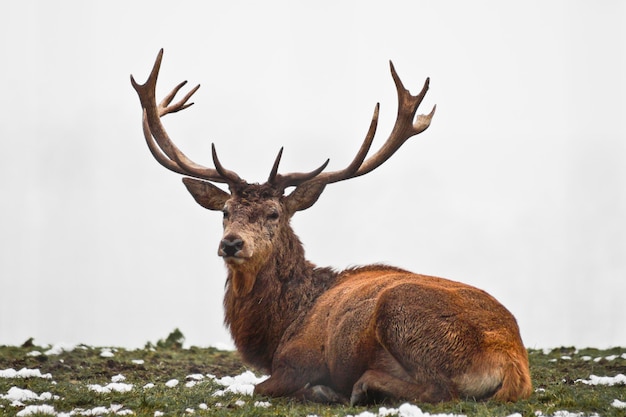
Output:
[131,50,532,405]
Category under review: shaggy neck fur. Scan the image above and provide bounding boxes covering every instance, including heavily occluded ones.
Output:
[222,221,338,372]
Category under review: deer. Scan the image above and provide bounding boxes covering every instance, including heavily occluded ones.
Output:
[131,50,532,405]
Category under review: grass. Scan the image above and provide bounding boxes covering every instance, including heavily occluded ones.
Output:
[1,331,625,417]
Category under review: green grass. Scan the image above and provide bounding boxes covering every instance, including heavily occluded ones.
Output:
[1,333,625,417]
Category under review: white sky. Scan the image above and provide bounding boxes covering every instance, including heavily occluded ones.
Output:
[1,1,625,349]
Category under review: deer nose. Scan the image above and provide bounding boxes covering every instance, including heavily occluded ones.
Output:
[220,237,244,257]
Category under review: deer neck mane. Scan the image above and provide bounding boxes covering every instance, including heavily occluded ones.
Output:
[222,224,338,372]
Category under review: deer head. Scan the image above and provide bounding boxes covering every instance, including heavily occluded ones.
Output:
[130,49,435,296]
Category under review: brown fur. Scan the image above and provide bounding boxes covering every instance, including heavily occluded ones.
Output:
[186,182,532,404]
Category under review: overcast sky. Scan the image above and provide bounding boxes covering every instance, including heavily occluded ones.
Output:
[1,1,625,349]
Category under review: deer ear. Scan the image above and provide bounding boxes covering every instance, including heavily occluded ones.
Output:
[182,177,230,211]
[284,180,326,213]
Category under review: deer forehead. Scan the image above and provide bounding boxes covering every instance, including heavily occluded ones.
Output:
[223,188,285,223]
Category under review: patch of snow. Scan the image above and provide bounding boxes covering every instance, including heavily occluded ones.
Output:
[210,370,268,396]
[81,406,110,415]
[198,403,208,410]
[143,383,155,389]
[165,379,179,388]
[27,351,42,357]
[2,387,40,402]
[1,387,59,404]
[16,404,56,416]
[100,349,114,358]
[580,356,592,361]
[87,382,134,393]
[131,359,144,365]
[186,374,204,381]
[577,374,626,386]
[0,368,52,379]
[44,343,76,356]
[68,405,134,415]
[185,408,194,413]
[612,399,626,409]
[234,400,246,407]
[254,401,271,408]
[344,402,467,417]
[154,411,164,417]
[111,374,126,383]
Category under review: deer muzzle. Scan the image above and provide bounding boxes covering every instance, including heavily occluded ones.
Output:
[219,236,245,262]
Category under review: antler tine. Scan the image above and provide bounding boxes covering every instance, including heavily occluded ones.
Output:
[267,147,284,183]
[211,144,244,185]
[353,62,435,177]
[269,147,330,190]
[311,103,380,185]
[307,61,435,187]
[131,49,231,184]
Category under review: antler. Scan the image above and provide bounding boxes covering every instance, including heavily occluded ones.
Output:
[132,49,333,189]
[132,51,434,192]
[131,49,241,185]
[293,61,436,187]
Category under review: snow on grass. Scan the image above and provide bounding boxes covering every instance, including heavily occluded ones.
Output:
[576,373,626,386]
[87,373,134,393]
[87,382,134,393]
[612,399,626,409]
[0,368,52,379]
[111,374,126,383]
[208,370,268,396]
[1,387,58,404]
[338,402,468,417]
[16,404,56,416]
[13,404,133,416]
[44,343,77,356]
[165,379,179,388]
[99,348,115,358]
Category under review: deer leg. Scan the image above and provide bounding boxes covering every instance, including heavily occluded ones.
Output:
[350,369,454,406]
[255,372,347,404]
[254,343,346,403]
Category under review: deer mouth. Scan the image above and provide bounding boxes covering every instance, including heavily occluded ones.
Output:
[222,255,247,265]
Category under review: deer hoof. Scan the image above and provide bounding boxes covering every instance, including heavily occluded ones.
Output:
[307,385,348,404]
[350,381,369,406]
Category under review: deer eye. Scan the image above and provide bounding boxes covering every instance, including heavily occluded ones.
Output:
[267,209,279,220]
[222,208,230,219]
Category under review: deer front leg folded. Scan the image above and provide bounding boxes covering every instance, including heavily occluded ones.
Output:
[254,356,347,404]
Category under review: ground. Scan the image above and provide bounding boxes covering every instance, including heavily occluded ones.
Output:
[1,332,625,417]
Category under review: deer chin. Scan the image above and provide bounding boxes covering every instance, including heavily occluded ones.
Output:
[224,256,264,298]
[229,270,257,297]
